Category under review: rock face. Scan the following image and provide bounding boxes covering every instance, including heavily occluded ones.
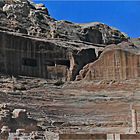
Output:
[0,30,104,81]
[0,0,127,44]
[77,42,140,81]
[0,0,131,81]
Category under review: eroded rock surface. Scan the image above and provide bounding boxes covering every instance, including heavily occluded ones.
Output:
[0,0,140,138]
[77,42,140,81]
[0,0,130,81]
[0,30,105,81]
[0,75,139,134]
[0,0,127,44]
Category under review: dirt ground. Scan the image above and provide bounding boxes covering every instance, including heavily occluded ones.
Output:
[0,75,140,134]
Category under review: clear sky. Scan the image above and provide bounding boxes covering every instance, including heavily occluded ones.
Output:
[33,1,140,38]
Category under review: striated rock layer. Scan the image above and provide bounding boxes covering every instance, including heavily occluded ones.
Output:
[0,0,134,81]
[77,42,140,81]
[0,30,104,80]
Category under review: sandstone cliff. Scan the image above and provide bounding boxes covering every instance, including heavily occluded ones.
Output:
[0,29,105,80]
[76,42,140,81]
[0,0,127,45]
[0,0,132,81]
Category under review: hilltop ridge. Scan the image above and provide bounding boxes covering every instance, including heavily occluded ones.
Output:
[0,0,128,45]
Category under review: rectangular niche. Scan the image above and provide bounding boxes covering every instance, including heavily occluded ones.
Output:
[22,58,37,67]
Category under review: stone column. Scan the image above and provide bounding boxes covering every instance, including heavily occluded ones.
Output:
[115,134,120,140]
[107,134,115,140]
[132,109,138,133]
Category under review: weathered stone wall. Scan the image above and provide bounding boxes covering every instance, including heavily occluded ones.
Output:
[0,31,102,81]
[120,134,140,139]
[0,31,70,80]
[78,48,140,81]
[59,133,140,140]
[59,133,107,140]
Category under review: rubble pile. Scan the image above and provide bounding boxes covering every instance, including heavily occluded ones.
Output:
[0,103,40,133]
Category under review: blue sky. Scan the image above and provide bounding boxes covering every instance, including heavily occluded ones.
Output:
[33,1,140,38]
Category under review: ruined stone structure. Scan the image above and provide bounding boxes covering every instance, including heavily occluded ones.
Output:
[0,0,140,140]
[59,133,140,140]
[0,31,70,80]
[0,0,129,81]
[0,30,104,81]
[59,133,107,140]
[0,104,40,133]
[77,42,140,81]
